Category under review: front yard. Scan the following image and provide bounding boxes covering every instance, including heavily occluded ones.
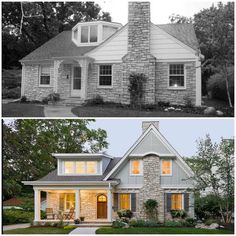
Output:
[96,226,234,234]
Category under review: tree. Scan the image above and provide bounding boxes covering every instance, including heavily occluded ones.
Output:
[186,135,234,223]
[169,14,193,24]
[3,119,108,199]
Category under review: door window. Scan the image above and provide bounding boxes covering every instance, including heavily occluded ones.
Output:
[73,67,81,90]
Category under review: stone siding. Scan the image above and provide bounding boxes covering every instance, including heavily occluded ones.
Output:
[87,63,123,103]
[23,64,54,101]
[155,62,196,105]
[47,192,60,212]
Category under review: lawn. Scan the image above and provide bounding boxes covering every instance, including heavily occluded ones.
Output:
[3,226,75,234]
[96,227,234,234]
[71,105,203,117]
[2,103,44,117]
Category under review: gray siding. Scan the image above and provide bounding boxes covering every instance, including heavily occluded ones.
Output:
[102,157,111,173]
[131,131,172,155]
[114,160,143,188]
[161,160,193,187]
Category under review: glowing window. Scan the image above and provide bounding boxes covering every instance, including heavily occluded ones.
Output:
[131,160,141,175]
[98,195,107,202]
[76,161,85,174]
[171,194,183,210]
[169,64,185,88]
[65,193,75,210]
[87,161,97,174]
[120,194,130,210]
[65,161,74,174]
[162,160,171,175]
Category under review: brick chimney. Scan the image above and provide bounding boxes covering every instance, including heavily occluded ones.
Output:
[122,2,156,105]
[142,121,159,133]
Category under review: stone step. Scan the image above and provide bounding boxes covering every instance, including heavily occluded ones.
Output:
[49,98,85,106]
[73,222,112,227]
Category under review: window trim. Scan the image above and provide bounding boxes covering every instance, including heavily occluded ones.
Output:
[167,63,186,90]
[130,159,143,176]
[160,159,172,176]
[171,193,184,210]
[98,64,113,88]
[39,65,52,87]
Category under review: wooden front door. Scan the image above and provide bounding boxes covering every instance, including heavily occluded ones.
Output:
[97,194,107,219]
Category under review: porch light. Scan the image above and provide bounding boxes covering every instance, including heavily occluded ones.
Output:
[174,84,177,87]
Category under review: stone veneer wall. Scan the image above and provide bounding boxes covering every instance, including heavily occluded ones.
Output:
[86,63,123,103]
[137,155,165,222]
[47,192,60,212]
[155,62,196,105]
[23,64,54,100]
[122,2,156,105]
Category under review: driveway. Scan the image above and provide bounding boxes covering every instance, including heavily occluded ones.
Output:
[44,105,76,117]
[69,227,98,234]
[3,223,31,231]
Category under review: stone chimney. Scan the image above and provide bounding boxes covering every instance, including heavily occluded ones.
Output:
[142,121,159,133]
[122,2,156,105]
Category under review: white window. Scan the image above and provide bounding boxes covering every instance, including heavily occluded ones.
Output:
[81,25,98,43]
[161,160,172,176]
[64,161,74,174]
[99,65,112,87]
[39,65,51,86]
[130,160,143,175]
[168,64,185,89]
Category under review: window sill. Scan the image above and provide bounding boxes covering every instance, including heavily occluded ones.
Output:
[98,86,113,89]
[130,174,143,176]
[39,85,53,88]
[161,174,172,176]
[168,87,186,90]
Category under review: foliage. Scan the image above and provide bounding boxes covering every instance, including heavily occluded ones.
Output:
[3,209,34,225]
[2,69,21,89]
[63,225,77,230]
[187,136,234,223]
[164,220,183,227]
[129,219,160,227]
[158,101,170,107]
[112,219,126,228]
[2,87,21,99]
[47,92,60,102]
[183,218,197,227]
[169,14,193,23]
[128,73,147,108]
[117,209,133,219]
[19,198,34,211]
[88,95,104,105]
[183,94,193,108]
[144,199,158,221]
[42,97,49,104]
[170,210,187,219]
[3,120,108,199]
[204,218,220,226]
[2,2,111,68]
[20,95,27,103]
[74,219,80,224]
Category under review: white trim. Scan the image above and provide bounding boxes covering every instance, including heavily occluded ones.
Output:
[25,181,119,186]
[160,159,172,176]
[195,59,202,106]
[129,153,176,158]
[167,63,186,90]
[75,190,80,219]
[129,159,143,176]
[21,63,25,96]
[52,153,113,159]
[72,21,122,31]
[38,64,52,88]
[97,64,113,89]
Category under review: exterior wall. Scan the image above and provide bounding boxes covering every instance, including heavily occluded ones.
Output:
[23,64,54,100]
[155,61,196,105]
[87,63,123,103]
[47,192,60,212]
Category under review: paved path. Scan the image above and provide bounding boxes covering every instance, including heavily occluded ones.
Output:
[3,223,31,231]
[44,105,77,117]
[69,227,98,234]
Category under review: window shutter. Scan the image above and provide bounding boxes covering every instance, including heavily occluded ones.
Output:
[184,193,189,212]
[167,193,172,212]
[131,193,136,212]
[113,193,119,212]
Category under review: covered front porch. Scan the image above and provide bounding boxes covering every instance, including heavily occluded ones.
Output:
[34,187,113,222]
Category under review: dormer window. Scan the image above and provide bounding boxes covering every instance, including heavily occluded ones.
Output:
[81,25,98,43]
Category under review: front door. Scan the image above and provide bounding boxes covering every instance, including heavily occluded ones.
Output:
[97,194,107,219]
[71,66,81,97]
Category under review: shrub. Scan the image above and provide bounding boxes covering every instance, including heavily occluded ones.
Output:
[144,199,158,220]
[183,94,193,108]
[183,218,197,227]
[129,219,160,227]
[204,218,220,226]
[117,209,133,219]
[42,97,49,104]
[20,95,27,103]
[47,92,60,102]
[112,219,126,228]
[88,95,104,105]
[158,101,170,107]
[3,209,34,225]
[170,209,187,219]
[164,220,183,227]
[74,219,80,224]
[64,225,77,230]
[2,87,21,99]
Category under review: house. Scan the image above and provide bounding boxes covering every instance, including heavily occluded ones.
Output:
[20,2,203,107]
[23,121,195,223]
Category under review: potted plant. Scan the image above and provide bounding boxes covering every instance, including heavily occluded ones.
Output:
[79,216,85,222]
[74,219,80,224]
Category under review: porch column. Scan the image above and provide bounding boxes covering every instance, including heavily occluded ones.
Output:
[21,63,25,96]
[107,188,112,222]
[53,60,63,93]
[195,59,202,106]
[75,190,80,219]
[78,59,89,100]
[34,188,41,221]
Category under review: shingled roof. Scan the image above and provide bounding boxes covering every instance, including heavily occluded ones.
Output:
[20,23,199,62]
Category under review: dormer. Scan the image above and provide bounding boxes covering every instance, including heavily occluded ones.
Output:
[72,21,122,47]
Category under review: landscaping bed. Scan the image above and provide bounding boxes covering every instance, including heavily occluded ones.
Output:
[96,226,234,234]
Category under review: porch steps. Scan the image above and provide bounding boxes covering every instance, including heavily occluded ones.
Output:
[74,222,112,227]
[50,98,85,106]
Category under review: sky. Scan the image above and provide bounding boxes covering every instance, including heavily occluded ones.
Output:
[94,0,227,24]
[89,119,234,157]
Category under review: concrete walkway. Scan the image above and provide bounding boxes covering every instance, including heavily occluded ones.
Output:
[44,105,77,117]
[3,223,31,231]
[69,227,98,234]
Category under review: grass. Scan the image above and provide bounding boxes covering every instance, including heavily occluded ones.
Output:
[71,105,203,117]
[3,226,76,234]
[96,227,234,234]
[2,103,44,117]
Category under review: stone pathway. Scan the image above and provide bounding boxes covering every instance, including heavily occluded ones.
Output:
[44,105,77,117]
[69,227,98,234]
[3,223,31,231]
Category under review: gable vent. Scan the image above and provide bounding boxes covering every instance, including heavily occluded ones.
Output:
[142,121,159,133]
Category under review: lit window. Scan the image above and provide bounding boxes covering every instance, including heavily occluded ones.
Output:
[99,65,112,86]
[87,161,97,174]
[65,193,75,210]
[120,194,130,210]
[65,161,74,174]
[98,194,107,202]
[171,194,183,210]
[40,65,50,85]
[131,160,141,175]
[76,161,85,174]
[169,64,185,88]
[162,160,171,175]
